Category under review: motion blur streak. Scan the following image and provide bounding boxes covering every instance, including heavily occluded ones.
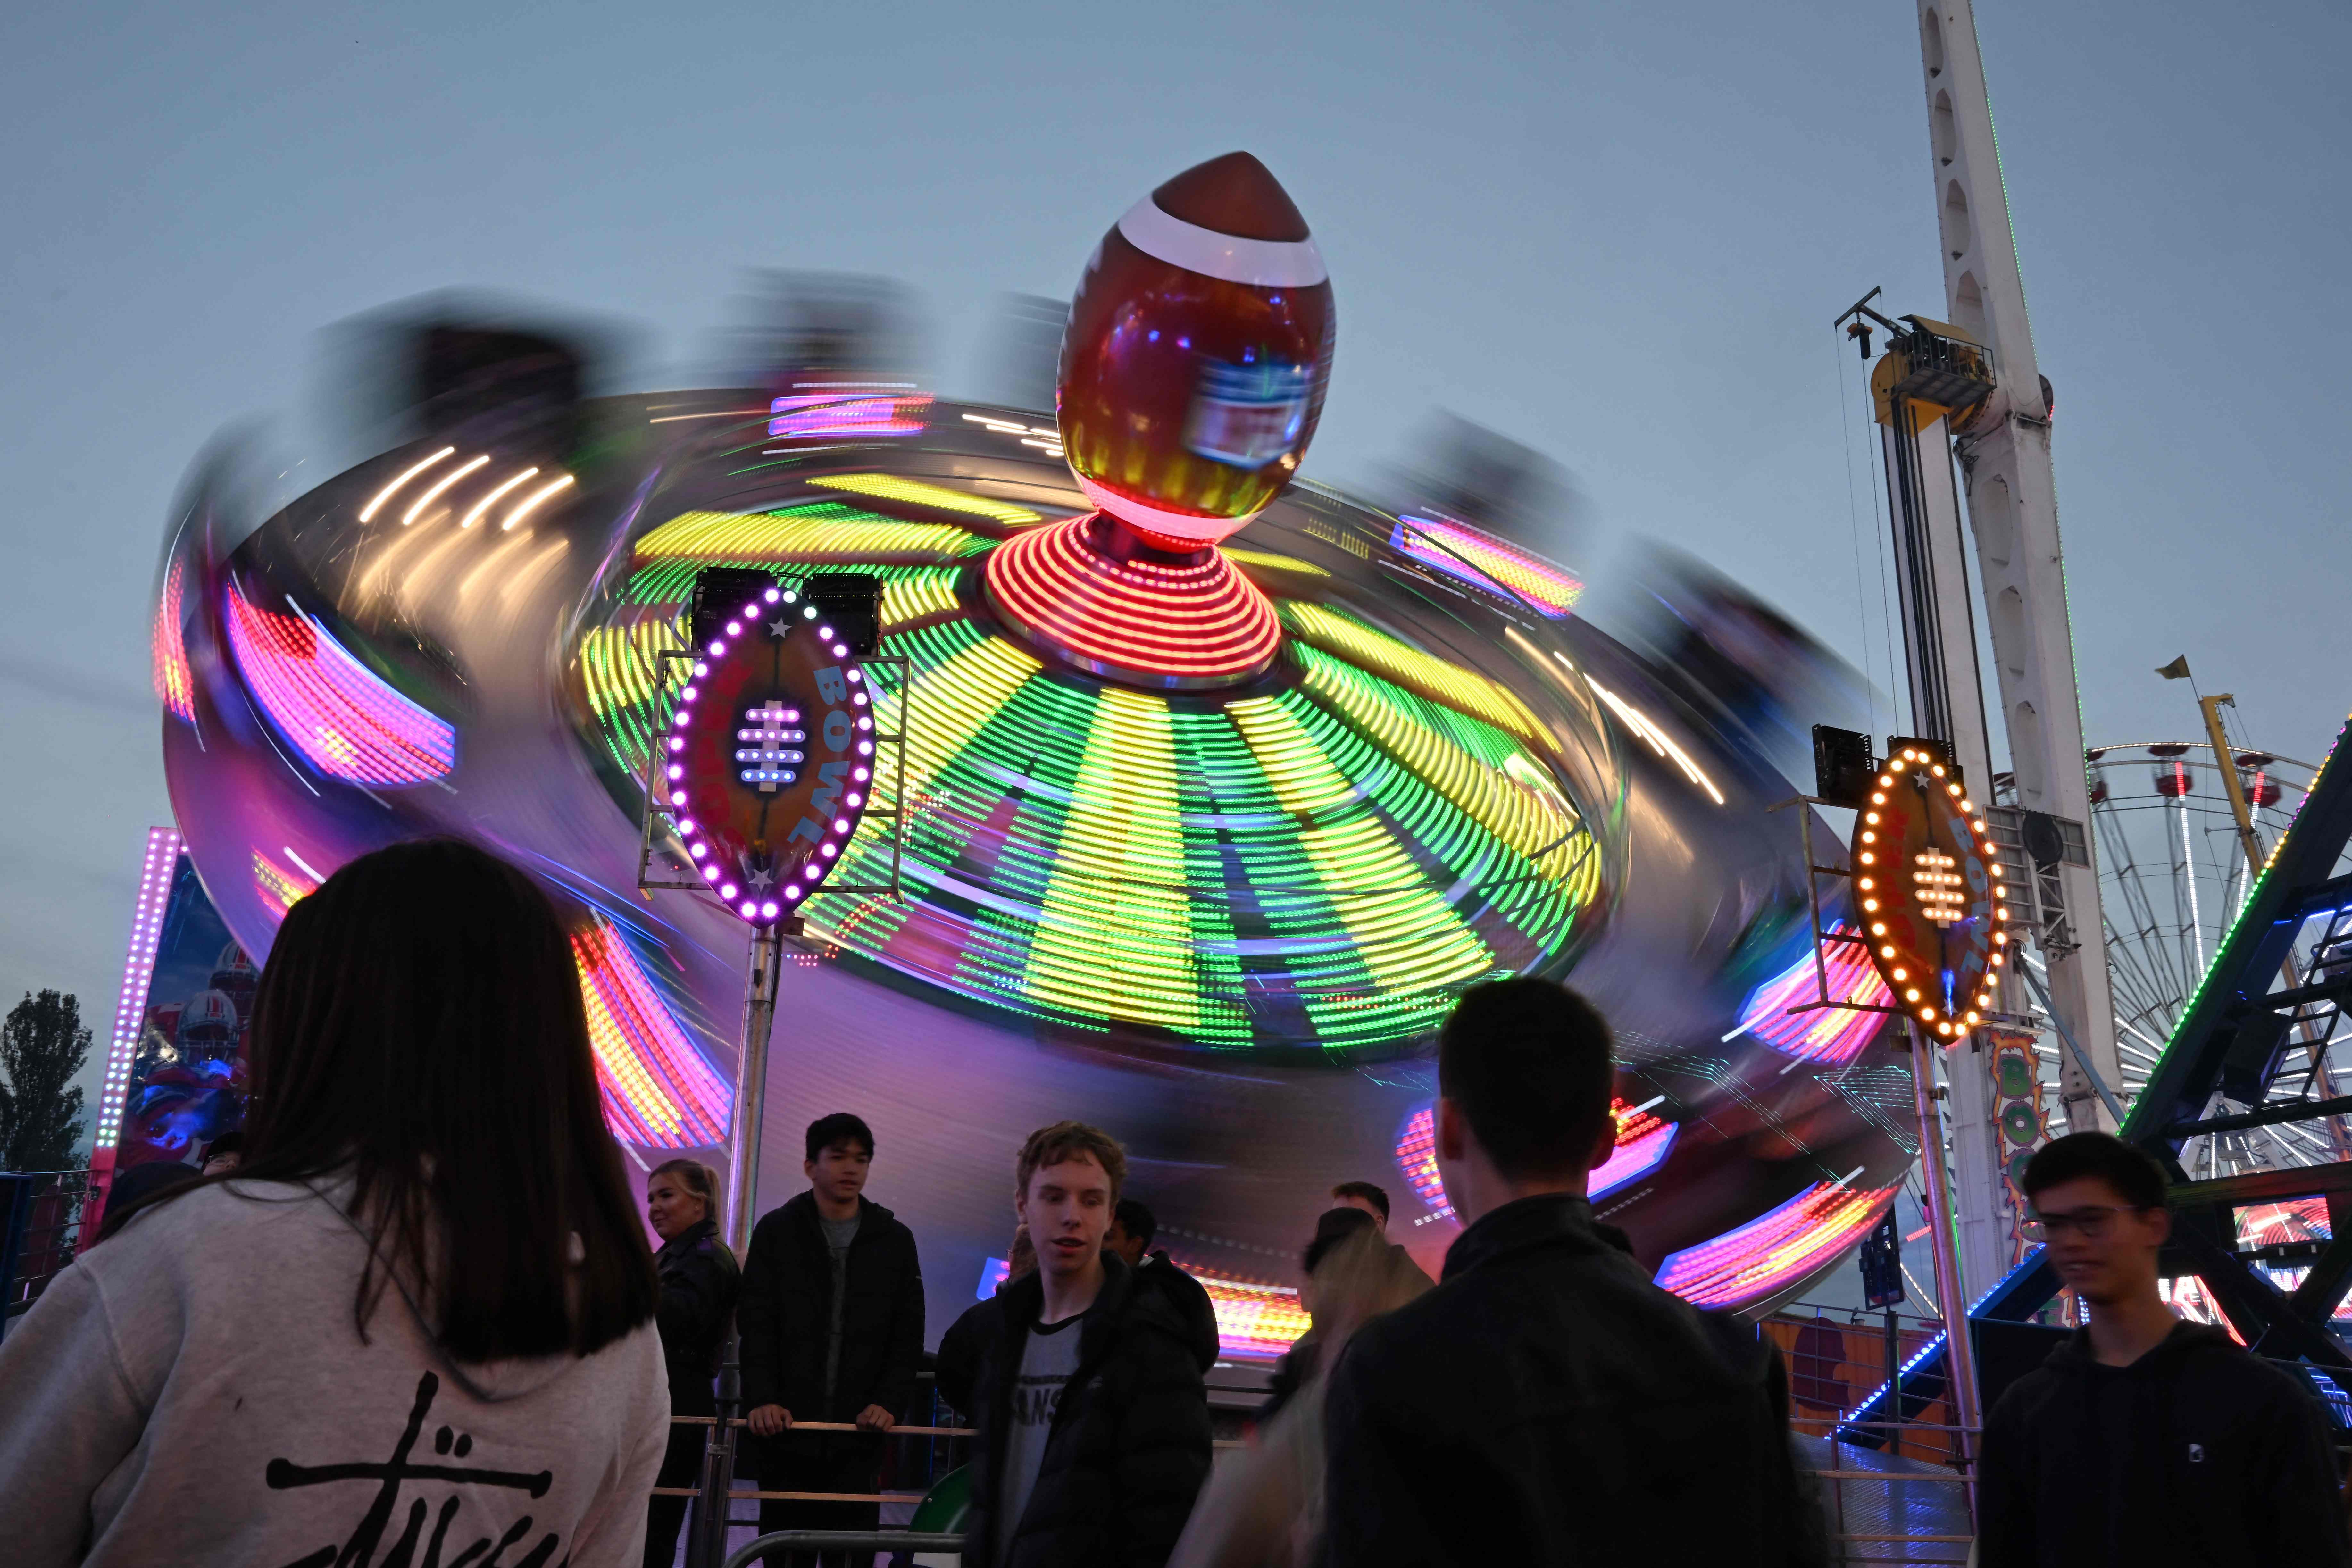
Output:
[1651,1179,1900,1308]
[357,446,454,522]
[1397,1096,1683,1228]
[401,453,489,525]
[221,580,457,786]
[500,472,575,531]
[1585,674,1726,806]
[570,920,730,1148]
[459,466,540,530]
[1735,925,1892,1066]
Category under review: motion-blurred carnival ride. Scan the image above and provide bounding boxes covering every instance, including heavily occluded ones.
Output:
[144,153,1911,1350]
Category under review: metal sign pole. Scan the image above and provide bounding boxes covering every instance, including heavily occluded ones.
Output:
[690,924,786,1568]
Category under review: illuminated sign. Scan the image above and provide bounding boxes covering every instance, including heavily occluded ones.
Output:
[1850,745,2006,1039]
[666,584,878,925]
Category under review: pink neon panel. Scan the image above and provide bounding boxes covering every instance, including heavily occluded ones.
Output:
[1397,1096,1679,1222]
[570,921,730,1148]
[224,581,457,786]
[1392,515,1582,617]
[1652,1180,1898,1309]
[96,827,183,1153]
[768,392,933,439]
[1735,925,1892,1067]
[1184,1265,1310,1359]
[153,560,194,721]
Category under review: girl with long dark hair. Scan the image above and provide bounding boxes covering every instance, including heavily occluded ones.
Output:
[0,840,669,1567]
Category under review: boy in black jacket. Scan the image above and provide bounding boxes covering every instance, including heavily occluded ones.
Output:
[737,1113,925,1564]
[1320,980,1817,1566]
[963,1122,1210,1568]
[1979,1132,2349,1567]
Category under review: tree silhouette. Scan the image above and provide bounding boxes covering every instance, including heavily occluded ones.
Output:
[1,991,90,1171]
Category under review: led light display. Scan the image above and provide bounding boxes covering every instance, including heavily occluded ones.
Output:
[769,389,933,440]
[1193,1271,1311,1359]
[1852,748,2005,1039]
[1652,1179,1899,1309]
[96,828,183,1159]
[1735,925,1893,1067]
[1393,513,1584,617]
[668,583,876,925]
[570,920,729,1147]
[982,515,1282,687]
[223,580,457,786]
[152,560,193,722]
[1395,1097,1681,1228]
[251,848,319,919]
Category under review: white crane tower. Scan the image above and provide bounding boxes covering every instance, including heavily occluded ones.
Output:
[1858,1,2132,1301]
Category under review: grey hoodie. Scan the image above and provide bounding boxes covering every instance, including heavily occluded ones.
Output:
[0,1176,668,1568]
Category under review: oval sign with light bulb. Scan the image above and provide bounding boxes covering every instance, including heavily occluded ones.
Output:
[662,584,879,926]
[1850,746,2008,1041]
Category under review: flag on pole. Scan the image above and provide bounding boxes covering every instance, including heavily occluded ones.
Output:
[2156,656,2192,680]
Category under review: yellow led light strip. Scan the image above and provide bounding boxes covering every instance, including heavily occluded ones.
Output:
[1279,601,1544,745]
[636,509,973,562]
[807,473,1043,527]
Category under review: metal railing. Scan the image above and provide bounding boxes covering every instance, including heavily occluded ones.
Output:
[721,1532,962,1568]
[0,1169,95,1340]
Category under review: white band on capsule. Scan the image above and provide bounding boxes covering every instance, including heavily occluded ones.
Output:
[1116,198,1328,288]
[1078,474,1262,543]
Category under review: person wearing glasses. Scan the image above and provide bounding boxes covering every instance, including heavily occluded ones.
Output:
[1978,1131,2350,1566]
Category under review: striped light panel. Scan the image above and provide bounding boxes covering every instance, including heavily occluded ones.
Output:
[1194,1271,1311,1359]
[1735,926,1894,1067]
[1396,1096,1679,1223]
[597,494,1600,1055]
[808,473,1043,526]
[224,581,457,786]
[982,516,1281,684]
[251,848,319,920]
[96,828,181,1155]
[152,560,193,721]
[769,391,933,440]
[1392,513,1583,617]
[571,921,730,1148]
[1652,1180,1899,1309]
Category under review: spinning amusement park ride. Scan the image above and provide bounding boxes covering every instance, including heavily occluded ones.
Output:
[104,1,2352,1405]
[137,151,1921,1353]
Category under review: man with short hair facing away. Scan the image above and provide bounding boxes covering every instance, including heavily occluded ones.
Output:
[1978,1132,2350,1567]
[1320,979,1814,1566]
[737,1113,925,1566]
[1105,1196,1223,1373]
[964,1122,1212,1568]
[1327,1181,1390,1230]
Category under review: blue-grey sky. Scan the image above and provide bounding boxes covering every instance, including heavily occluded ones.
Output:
[4,2,2346,1117]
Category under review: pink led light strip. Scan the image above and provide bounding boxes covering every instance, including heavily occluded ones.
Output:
[571,921,730,1148]
[224,580,457,786]
[152,560,193,721]
[769,392,933,440]
[96,828,182,1154]
[1652,1180,1898,1309]
[1735,924,1892,1067]
[1396,1097,1680,1223]
[1393,514,1582,617]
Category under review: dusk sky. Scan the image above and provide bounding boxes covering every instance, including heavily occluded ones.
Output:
[4,2,2345,1117]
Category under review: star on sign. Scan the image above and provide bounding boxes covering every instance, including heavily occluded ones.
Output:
[747,866,776,888]
[768,619,790,638]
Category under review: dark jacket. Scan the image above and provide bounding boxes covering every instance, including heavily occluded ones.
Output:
[1320,1193,1817,1568]
[736,1191,924,1423]
[1135,1250,1221,1373]
[936,1293,1002,1421]
[962,1254,1212,1568]
[1978,1318,2351,1568]
[653,1217,740,1417]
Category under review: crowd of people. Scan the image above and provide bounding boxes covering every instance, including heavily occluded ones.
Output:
[1,837,2348,1567]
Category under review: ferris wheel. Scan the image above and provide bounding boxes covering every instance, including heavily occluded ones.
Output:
[2036,739,2352,1177]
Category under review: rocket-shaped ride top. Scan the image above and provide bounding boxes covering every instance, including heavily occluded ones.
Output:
[983,152,1336,690]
